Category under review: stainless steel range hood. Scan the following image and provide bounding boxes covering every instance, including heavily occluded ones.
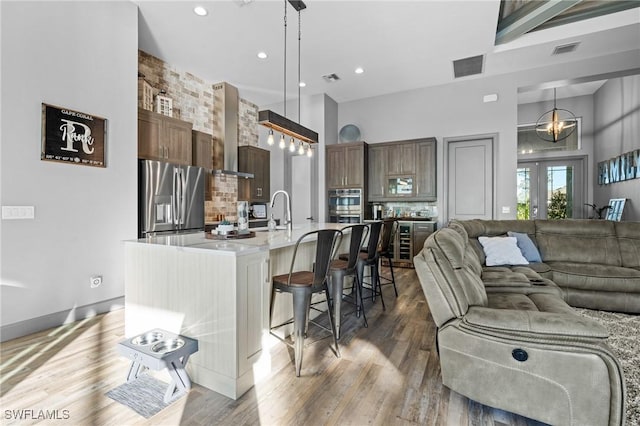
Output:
[213,82,253,179]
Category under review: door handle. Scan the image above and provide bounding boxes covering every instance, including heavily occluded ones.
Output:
[180,169,186,225]
[172,169,179,225]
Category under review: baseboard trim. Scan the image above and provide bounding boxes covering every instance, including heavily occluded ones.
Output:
[0,296,125,342]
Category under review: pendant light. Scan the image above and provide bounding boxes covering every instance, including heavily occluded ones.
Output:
[259,1,318,146]
[535,88,577,143]
[267,129,275,146]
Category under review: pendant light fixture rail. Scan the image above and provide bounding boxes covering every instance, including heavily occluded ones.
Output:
[259,0,318,149]
[258,110,318,144]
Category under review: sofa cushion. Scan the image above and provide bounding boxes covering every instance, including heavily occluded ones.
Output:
[482,268,531,287]
[548,261,640,293]
[511,265,543,280]
[467,300,608,337]
[615,221,640,268]
[455,219,539,267]
[508,231,542,262]
[535,219,621,266]
[521,262,552,275]
[414,228,488,327]
[478,236,529,266]
[487,293,539,310]
[449,221,483,274]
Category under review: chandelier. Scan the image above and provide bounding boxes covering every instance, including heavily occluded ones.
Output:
[259,0,316,157]
[535,88,577,143]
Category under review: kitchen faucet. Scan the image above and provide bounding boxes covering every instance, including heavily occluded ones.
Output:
[270,190,292,233]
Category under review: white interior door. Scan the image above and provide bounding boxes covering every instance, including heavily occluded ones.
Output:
[292,155,312,224]
[446,137,494,221]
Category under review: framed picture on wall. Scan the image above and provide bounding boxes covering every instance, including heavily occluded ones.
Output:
[41,103,107,167]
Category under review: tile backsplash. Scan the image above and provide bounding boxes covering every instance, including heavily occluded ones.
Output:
[374,201,438,219]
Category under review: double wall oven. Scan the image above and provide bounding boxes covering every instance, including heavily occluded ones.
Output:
[328,189,363,223]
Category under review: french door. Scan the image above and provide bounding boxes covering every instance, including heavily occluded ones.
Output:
[517,158,585,220]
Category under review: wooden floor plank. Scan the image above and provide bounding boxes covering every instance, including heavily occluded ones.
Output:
[1,266,547,425]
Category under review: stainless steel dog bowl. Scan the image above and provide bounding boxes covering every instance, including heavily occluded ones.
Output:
[151,338,185,354]
[131,331,164,346]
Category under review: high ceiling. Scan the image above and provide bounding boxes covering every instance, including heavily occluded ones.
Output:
[135,1,640,107]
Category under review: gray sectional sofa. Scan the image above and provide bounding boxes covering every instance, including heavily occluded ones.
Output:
[413,218,638,426]
[457,219,640,313]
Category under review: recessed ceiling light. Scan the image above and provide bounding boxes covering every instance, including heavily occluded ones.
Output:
[193,6,208,16]
[298,81,306,88]
[355,67,364,74]
[257,51,268,59]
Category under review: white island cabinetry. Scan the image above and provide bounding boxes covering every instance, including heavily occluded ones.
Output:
[124,224,346,399]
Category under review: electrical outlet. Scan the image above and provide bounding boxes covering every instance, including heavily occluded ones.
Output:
[2,206,35,219]
[90,276,102,288]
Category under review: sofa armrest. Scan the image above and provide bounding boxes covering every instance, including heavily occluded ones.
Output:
[463,306,608,339]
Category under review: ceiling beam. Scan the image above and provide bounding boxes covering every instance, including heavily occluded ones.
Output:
[496,0,583,45]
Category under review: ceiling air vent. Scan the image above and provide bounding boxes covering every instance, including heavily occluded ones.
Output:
[552,42,580,55]
[453,55,484,79]
[323,73,341,83]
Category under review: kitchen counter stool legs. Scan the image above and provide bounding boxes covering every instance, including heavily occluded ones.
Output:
[379,219,398,297]
[269,229,342,376]
[331,223,370,339]
[350,221,385,311]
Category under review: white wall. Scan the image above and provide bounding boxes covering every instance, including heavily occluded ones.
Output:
[339,74,518,226]
[338,51,640,226]
[593,75,640,221]
[0,1,138,334]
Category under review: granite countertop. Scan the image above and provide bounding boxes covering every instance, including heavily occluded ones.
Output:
[126,222,348,256]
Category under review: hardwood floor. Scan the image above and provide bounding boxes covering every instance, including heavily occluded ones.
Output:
[0,267,544,425]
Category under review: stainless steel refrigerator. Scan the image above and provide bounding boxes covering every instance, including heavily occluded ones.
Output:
[139,159,205,237]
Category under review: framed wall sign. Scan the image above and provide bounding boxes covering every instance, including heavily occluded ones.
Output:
[41,103,107,167]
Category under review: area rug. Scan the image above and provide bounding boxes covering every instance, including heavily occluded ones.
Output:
[106,374,177,418]
[575,308,639,426]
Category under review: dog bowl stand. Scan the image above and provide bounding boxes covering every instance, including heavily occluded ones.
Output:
[117,329,199,403]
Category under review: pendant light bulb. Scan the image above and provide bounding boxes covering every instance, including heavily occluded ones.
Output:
[306,145,313,157]
[267,129,274,146]
[288,137,296,152]
[298,142,305,155]
[279,134,286,149]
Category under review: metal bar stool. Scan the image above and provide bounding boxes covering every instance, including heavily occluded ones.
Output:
[330,223,370,339]
[378,219,399,297]
[269,229,342,377]
[341,221,385,311]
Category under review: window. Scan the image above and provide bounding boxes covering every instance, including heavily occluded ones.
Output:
[517,159,585,220]
[517,119,580,155]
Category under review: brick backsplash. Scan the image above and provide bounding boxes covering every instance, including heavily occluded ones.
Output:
[138,50,258,220]
[205,175,238,222]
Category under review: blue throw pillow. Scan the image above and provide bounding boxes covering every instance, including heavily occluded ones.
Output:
[507,231,542,263]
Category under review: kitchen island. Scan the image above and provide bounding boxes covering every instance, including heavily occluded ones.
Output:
[124,223,347,399]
